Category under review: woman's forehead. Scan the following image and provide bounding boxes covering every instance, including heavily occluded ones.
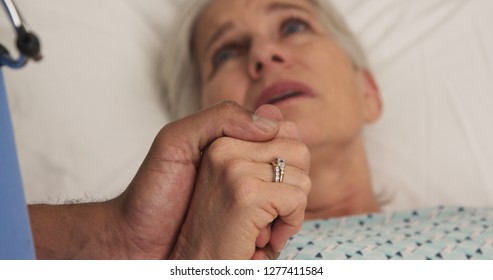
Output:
[199,0,315,25]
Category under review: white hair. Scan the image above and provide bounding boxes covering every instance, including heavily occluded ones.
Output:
[161,0,369,120]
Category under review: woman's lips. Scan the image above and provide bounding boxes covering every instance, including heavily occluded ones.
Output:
[254,81,315,109]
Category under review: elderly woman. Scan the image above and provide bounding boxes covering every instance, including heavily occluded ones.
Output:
[165,0,383,259]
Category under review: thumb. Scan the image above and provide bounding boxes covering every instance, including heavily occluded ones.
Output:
[156,101,280,164]
[255,104,299,140]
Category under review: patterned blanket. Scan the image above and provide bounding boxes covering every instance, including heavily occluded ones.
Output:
[280,206,493,260]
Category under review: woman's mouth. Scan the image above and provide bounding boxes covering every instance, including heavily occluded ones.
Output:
[267,90,304,104]
[255,81,315,109]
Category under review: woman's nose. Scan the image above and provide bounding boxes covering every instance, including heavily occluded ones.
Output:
[248,38,288,80]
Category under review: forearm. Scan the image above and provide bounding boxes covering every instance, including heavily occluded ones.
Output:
[28,201,125,259]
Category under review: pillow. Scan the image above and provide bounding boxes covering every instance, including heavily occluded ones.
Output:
[332,0,493,211]
[1,0,174,202]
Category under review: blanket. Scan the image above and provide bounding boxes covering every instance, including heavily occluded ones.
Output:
[280,206,493,260]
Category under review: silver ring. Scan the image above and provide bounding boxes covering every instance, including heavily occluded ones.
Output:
[272,158,285,183]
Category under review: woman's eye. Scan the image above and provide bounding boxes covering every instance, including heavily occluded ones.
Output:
[212,47,237,69]
[281,18,308,36]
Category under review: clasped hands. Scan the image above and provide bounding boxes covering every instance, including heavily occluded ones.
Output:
[111,101,311,260]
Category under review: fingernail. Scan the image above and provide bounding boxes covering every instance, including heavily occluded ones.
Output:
[252,114,278,133]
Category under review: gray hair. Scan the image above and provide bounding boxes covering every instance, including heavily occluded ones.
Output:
[161,0,369,120]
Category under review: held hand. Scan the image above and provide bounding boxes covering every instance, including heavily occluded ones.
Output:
[108,102,280,259]
[251,105,309,260]
[171,106,311,259]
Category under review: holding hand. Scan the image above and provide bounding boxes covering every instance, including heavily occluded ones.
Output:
[30,101,282,259]
[111,102,287,259]
[171,105,311,259]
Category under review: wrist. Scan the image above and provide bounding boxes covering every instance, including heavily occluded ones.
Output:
[104,195,171,259]
[98,198,132,259]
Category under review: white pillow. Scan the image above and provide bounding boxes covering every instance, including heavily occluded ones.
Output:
[1,0,174,202]
[333,0,493,211]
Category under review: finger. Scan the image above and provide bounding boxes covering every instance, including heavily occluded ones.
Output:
[262,185,307,253]
[269,216,303,253]
[208,137,310,172]
[255,104,299,140]
[266,165,311,194]
[251,245,280,260]
[276,121,300,140]
[231,161,310,194]
[256,225,272,248]
[154,101,280,164]
[254,104,284,122]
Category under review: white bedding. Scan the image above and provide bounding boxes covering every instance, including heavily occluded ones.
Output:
[1,0,173,202]
[1,0,492,209]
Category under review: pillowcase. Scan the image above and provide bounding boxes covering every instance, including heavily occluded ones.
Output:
[333,0,493,211]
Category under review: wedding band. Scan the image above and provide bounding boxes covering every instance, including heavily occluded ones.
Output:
[272,158,286,183]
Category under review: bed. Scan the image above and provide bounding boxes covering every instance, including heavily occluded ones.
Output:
[1,0,493,259]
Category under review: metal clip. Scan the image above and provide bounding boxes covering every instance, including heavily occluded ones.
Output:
[1,0,42,68]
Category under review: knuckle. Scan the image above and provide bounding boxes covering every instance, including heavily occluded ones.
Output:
[290,141,310,170]
[206,137,234,163]
[292,140,309,154]
[221,160,259,206]
[219,100,240,108]
[207,101,245,124]
[153,122,191,159]
[156,121,178,143]
[282,186,308,211]
[222,158,244,183]
[278,139,310,171]
[280,187,307,220]
[299,175,312,194]
[234,177,259,206]
[216,100,242,115]
[296,187,308,208]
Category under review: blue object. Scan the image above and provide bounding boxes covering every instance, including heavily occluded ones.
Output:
[0,69,35,259]
[280,206,493,260]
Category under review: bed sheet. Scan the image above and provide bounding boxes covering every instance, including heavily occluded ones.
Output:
[280,206,493,260]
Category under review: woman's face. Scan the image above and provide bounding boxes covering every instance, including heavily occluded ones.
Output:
[194,0,381,149]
